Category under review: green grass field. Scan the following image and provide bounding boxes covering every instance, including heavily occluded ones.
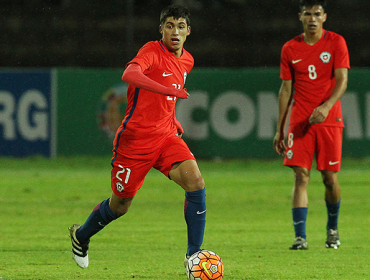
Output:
[1,156,369,280]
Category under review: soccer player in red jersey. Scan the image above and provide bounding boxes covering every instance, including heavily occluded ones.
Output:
[273,0,350,250]
[69,5,206,268]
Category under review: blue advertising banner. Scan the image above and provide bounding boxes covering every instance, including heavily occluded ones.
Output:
[0,70,56,157]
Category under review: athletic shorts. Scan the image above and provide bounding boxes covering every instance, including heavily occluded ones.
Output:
[284,123,343,171]
[111,135,196,198]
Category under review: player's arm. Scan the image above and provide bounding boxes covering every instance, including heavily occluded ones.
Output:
[273,79,293,156]
[309,68,348,124]
[122,63,189,99]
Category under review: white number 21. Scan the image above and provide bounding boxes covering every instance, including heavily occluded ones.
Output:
[116,164,131,184]
[168,84,181,100]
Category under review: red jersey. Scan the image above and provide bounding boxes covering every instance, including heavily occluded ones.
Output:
[113,40,194,153]
[280,30,350,127]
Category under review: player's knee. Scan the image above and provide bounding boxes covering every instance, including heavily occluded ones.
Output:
[186,175,205,192]
[322,172,337,190]
[113,206,130,217]
[322,176,335,190]
[194,175,205,190]
[294,171,310,187]
[110,196,133,217]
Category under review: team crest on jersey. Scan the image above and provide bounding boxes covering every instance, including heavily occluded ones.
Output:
[286,149,293,159]
[320,52,331,63]
[116,182,124,192]
[184,72,187,84]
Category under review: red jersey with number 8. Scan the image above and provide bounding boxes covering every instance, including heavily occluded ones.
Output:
[113,40,194,153]
[280,30,350,127]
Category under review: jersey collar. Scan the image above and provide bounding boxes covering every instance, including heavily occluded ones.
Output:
[158,39,167,52]
[300,29,327,41]
[158,39,185,58]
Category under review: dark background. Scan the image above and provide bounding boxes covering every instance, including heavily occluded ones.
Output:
[1,0,369,68]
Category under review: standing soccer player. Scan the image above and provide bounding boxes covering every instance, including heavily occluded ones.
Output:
[69,5,206,268]
[273,0,350,250]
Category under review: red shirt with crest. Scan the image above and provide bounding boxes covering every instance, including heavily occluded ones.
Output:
[280,30,350,127]
[113,40,193,153]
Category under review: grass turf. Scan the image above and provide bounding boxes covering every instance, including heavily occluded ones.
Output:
[0,156,369,279]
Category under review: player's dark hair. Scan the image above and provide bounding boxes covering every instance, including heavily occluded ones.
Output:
[160,5,190,26]
[299,0,327,11]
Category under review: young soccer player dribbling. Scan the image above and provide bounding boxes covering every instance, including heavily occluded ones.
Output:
[273,0,350,249]
[69,5,206,268]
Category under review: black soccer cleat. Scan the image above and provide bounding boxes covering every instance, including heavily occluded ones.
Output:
[326,229,340,249]
[289,237,308,250]
[69,224,89,268]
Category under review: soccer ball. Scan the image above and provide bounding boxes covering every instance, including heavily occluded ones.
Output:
[186,250,224,280]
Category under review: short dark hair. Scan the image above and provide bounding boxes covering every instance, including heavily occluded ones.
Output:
[160,5,190,26]
[299,0,327,11]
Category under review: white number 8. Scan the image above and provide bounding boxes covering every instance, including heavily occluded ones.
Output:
[308,65,317,80]
[288,133,294,148]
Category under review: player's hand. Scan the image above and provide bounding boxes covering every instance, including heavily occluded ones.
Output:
[309,105,329,124]
[175,125,184,138]
[176,88,189,99]
[168,88,189,99]
[273,132,286,156]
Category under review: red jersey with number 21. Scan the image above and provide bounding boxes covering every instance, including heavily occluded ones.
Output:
[280,30,350,127]
[113,40,194,153]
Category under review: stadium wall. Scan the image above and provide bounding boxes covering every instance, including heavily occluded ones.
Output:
[0,68,369,158]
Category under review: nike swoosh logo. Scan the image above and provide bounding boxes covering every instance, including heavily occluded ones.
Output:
[329,161,340,165]
[197,210,207,215]
[202,262,212,278]
[292,59,302,64]
[293,221,304,225]
[98,222,106,227]
[162,72,173,77]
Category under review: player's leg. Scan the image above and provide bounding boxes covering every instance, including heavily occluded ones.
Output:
[316,126,342,249]
[322,170,341,228]
[69,195,133,268]
[284,123,314,250]
[322,169,341,249]
[290,166,310,249]
[76,194,134,244]
[170,159,206,258]
[69,196,120,268]
[155,135,206,258]
[109,193,135,216]
[69,152,150,268]
[321,170,341,248]
[170,159,205,192]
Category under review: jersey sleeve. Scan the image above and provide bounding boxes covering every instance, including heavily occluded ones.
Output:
[334,35,350,70]
[126,42,159,73]
[280,44,292,80]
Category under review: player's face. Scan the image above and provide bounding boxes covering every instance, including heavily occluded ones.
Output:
[160,17,190,58]
[299,5,327,34]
